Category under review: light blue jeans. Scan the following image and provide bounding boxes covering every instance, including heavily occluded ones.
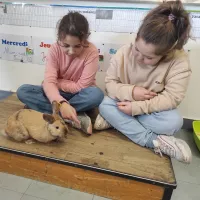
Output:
[17,84,104,114]
[99,96,183,148]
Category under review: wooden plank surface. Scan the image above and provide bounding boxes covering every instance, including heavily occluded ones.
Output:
[0,151,165,200]
[0,94,176,184]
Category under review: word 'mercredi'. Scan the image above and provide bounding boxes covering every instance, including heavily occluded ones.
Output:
[2,39,28,46]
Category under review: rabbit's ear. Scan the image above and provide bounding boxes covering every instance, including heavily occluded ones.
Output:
[52,101,60,115]
[43,114,55,124]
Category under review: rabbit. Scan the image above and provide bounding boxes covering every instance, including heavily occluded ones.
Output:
[4,101,69,144]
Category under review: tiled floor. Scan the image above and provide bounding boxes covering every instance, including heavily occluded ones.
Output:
[0,173,110,200]
[171,130,200,200]
[0,129,199,200]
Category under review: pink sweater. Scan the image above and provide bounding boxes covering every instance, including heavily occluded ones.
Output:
[43,42,99,103]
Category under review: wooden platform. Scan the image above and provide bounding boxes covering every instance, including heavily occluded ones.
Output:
[0,94,176,200]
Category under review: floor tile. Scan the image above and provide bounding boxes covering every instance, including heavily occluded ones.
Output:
[0,172,32,193]
[0,187,23,200]
[171,181,200,200]
[59,188,93,200]
[21,194,46,200]
[93,195,111,200]
[172,155,200,184]
[25,181,66,199]
[25,181,70,200]
[25,180,94,200]
[175,129,193,142]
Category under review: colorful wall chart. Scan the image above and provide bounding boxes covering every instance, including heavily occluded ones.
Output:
[0,33,124,72]
[0,34,33,63]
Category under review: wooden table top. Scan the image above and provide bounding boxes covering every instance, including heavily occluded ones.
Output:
[0,94,176,187]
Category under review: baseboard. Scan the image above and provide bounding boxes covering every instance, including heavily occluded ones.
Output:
[183,118,194,131]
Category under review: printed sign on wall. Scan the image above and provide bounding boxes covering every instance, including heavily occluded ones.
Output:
[103,43,124,72]
[0,34,33,63]
[95,43,105,72]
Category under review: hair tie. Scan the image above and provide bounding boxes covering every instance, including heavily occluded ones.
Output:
[168,13,176,21]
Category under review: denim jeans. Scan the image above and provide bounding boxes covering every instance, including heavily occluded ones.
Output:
[17,84,104,114]
[99,96,183,148]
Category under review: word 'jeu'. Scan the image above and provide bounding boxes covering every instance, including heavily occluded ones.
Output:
[40,42,51,48]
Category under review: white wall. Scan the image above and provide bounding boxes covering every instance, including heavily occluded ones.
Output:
[0,0,200,120]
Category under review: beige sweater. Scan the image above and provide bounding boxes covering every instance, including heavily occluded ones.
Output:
[105,43,191,116]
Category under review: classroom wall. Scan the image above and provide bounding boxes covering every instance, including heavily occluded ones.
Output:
[0,0,200,120]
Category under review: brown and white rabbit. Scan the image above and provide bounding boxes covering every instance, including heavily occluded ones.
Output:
[4,101,68,144]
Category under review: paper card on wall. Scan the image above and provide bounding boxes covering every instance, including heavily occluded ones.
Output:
[103,43,124,72]
[95,43,105,72]
[111,9,137,33]
[32,37,55,65]
[190,13,200,28]
[68,7,97,31]
[0,3,6,16]
[0,34,33,63]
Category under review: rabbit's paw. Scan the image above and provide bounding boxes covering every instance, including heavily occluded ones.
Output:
[25,139,36,144]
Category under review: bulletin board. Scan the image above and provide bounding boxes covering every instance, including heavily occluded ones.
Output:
[0,2,200,72]
[0,33,124,72]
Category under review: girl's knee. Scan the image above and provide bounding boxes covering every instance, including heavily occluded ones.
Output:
[87,87,104,106]
[17,84,30,100]
[171,114,183,132]
[101,96,117,105]
[99,97,117,115]
[162,111,183,134]
[17,84,41,102]
[99,100,107,114]
[93,87,104,104]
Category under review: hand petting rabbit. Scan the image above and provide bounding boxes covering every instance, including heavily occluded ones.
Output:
[4,101,68,144]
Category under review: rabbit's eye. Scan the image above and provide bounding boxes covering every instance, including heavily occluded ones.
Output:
[56,126,59,129]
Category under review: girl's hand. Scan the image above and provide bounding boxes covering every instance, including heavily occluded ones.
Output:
[132,86,157,101]
[60,102,80,126]
[117,102,132,115]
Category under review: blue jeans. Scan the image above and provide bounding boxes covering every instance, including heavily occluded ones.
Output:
[99,96,183,148]
[17,84,104,114]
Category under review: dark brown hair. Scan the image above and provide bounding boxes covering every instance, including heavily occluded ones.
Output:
[57,12,90,42]
[136,0,191,57]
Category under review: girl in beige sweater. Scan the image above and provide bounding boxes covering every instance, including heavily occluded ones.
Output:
[94,0,192,164]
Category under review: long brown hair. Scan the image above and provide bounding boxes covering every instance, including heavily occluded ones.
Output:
[57,12,90,44]
[136,0,191,58]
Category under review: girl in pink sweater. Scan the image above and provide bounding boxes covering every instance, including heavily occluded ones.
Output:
[17,12,104,135]
[94,1,192,163]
